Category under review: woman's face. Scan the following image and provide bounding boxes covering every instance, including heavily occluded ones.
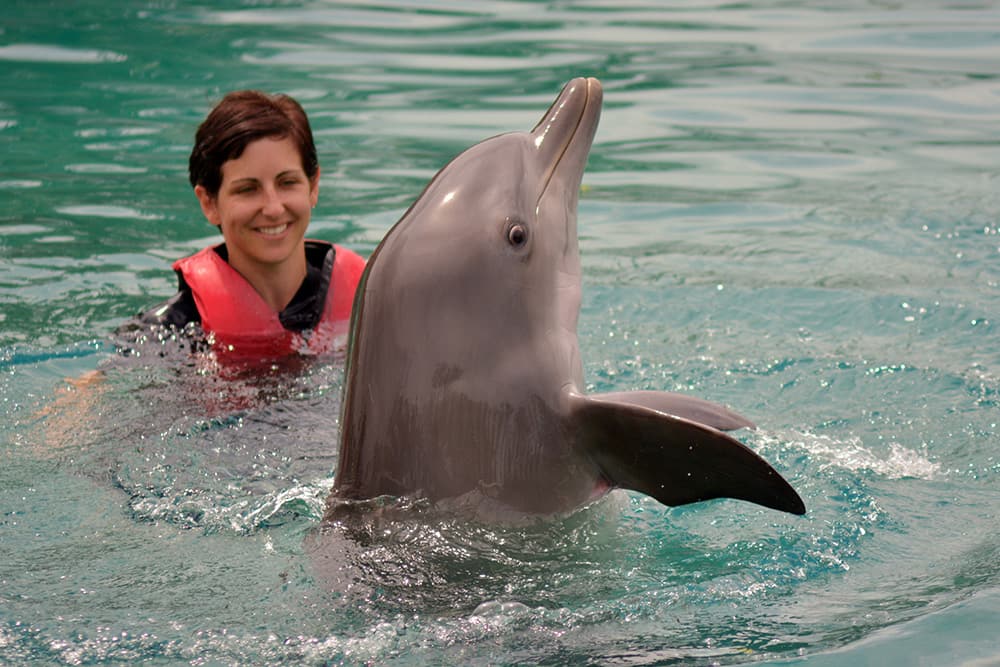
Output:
[195,135,319,275]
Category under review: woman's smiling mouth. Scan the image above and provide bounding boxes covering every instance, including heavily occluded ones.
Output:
[257,223,290,236]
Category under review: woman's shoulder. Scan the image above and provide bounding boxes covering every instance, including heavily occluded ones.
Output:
[120,285,200,333]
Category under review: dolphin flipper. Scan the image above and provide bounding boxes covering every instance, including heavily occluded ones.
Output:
[594,390,755,431]
[570,392,805,515]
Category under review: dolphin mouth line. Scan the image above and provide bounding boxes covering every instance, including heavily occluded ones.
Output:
[535,77,598,210]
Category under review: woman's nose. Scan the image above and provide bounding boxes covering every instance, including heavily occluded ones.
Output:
[261,185,284,217]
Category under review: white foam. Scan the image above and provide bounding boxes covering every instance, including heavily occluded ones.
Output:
[761,430,940,480]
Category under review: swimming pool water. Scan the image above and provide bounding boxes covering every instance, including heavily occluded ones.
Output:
[2,2,999,665]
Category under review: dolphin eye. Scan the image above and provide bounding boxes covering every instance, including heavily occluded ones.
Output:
[506,222,529,248]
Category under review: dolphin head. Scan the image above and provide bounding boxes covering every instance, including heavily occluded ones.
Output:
[353,78,601,395]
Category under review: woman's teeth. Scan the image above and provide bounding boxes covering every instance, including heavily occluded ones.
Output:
[258,223,288,236]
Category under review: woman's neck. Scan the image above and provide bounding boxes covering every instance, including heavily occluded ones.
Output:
[229,250,308,313]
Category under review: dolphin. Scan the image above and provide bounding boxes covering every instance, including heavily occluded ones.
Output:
[327,77,805,518]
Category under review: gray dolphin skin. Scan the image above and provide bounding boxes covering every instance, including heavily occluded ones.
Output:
[329,77,805,518]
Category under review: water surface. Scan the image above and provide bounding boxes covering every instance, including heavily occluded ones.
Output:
[2,1,999,665]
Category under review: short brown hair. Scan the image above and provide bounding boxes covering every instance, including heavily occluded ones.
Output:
[188,90,319,195]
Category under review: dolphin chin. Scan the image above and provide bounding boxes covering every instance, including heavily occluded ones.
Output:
[328,77,805,520]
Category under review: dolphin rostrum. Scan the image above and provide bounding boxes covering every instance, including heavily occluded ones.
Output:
[328,77,805,518]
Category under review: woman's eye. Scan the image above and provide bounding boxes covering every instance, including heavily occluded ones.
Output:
[507,223,528,248]
[229,182,257,195]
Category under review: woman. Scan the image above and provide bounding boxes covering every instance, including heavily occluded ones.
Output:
[135,91,365,361]
[44,92,363,432]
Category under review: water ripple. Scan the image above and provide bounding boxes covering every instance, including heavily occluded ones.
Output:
[3,0,1000,665]
[0,43,126,63]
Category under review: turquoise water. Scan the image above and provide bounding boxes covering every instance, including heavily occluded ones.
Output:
[2,1,1000,664]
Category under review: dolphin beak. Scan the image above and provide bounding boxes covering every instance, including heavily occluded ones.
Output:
[531,77,603,191]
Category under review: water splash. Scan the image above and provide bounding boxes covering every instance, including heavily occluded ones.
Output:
[760,429,940,480]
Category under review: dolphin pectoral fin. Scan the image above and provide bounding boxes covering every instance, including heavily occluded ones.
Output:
[594,390,755,431]
[569,393,806,515]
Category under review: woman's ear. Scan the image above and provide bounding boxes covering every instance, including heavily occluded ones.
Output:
[194,185,222,228]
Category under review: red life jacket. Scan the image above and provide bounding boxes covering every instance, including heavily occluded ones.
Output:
[172,240,365,361]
